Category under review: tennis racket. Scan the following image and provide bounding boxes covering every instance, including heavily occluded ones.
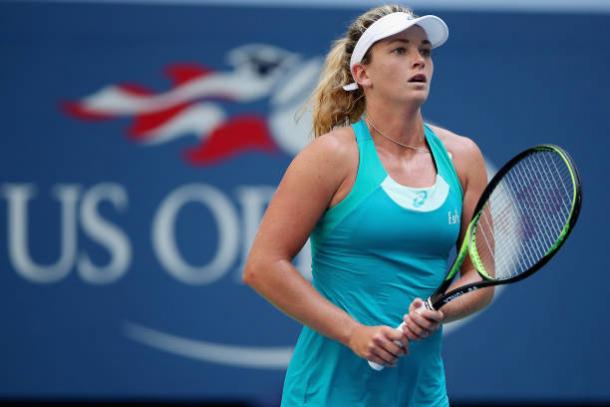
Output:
[369,144,582,371]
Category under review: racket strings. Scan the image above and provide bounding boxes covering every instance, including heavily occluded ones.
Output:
[521,153,573,242]
[473,150,575,281]
[498,152,572,276]
[494,155,570,275]
[521,157,571,235]
[512,163,562,253]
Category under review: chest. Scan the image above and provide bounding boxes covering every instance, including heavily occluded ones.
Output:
[377,149,438,188]
[346,183,462,258]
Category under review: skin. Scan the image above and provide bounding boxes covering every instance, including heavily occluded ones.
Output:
[244,24,493,368]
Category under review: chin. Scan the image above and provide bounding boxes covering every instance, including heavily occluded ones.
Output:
[383,87,429,106]
[400,92,429,106]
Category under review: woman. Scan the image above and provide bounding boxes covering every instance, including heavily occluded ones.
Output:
[244,4,493,406]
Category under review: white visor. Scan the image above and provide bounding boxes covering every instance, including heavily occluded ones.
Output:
[343,12,449,91]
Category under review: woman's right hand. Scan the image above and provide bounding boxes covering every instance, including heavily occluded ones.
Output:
[347,324,409,367]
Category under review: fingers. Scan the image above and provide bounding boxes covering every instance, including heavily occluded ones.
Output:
[376,328,406,356]
[403,315,427,340]
[410,299,441,318]
[401,322,419,341]
[350,324,410,367]
[349,324,415,368]
[411,309,437,330]
[392,326,410,350]
[420,308,444,323]
[369,327,409,367]
[410,298,427,313]
[404,299,445,340]
[370,346,398,366]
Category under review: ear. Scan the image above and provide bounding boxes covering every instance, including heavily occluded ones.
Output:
[352,63,372,88]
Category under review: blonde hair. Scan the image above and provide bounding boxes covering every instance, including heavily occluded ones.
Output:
[311,4,417,137]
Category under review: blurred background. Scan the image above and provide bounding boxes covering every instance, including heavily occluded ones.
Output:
[1,0,609,405]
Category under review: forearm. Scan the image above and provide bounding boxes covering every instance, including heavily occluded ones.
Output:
[437,271,494,323]
[244,258,360,346]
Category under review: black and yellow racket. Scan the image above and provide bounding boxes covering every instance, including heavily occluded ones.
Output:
[370,144,582,370]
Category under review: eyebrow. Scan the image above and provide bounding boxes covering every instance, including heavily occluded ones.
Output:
[387,38,432,46]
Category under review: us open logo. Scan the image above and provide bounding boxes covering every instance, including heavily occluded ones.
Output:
[62,44,319,165]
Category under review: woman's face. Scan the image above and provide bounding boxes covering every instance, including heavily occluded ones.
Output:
[358,25,434,105]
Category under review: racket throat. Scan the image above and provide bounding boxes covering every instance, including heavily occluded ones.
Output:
[433,284,485,309]
[423,297,435,311]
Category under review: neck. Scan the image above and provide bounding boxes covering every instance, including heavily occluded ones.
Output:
[364,97,425,148]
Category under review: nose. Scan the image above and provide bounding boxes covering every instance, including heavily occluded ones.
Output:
[412,51,425,69]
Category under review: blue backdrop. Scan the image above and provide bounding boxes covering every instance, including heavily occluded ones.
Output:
[1,1,609,404]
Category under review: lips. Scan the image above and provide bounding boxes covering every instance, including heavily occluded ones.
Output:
[408,74,427,83]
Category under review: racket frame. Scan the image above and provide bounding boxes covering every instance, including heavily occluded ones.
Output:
[426,144,582,310]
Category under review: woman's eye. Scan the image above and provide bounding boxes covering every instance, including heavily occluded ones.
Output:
[392,47,406,55]
[420,48,432,57]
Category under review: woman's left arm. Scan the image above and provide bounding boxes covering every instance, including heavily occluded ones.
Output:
[403,134,493,340]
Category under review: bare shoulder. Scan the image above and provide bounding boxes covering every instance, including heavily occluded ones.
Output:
[428,125,482,161]
[306,126,357,159]
[428,124,486,188]
[274,125,359,210]
[291,126,358,180]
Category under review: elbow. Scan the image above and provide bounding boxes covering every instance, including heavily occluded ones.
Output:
[242,257,264,288]
[242,262,257,287]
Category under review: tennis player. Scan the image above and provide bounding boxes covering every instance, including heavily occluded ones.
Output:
[244,4,493,406]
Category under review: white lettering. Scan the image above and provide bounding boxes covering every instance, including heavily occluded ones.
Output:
[153,184,239,285]
[1,184,79,283]
[77,183,132,284]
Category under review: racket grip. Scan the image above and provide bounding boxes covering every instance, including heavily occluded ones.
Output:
[367,322,406,371]
[368,301,431,371]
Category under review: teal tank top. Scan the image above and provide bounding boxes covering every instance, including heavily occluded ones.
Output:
[281,119,463,407]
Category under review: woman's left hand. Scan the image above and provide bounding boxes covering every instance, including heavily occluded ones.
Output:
[402,298,444,341]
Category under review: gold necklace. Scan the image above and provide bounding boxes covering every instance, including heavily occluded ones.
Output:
[366,118,429,154]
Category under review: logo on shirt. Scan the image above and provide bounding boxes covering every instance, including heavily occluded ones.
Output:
[412,191,428,208]
[448,208,459,225]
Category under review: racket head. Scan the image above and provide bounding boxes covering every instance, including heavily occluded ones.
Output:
[468,144,582,284]
[429,145,582,310]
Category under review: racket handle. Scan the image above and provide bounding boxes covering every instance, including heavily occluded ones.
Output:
[368,301,431,371]
[367,322,406,371]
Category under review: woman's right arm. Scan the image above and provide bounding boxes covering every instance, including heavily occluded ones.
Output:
[243,129,408,367]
